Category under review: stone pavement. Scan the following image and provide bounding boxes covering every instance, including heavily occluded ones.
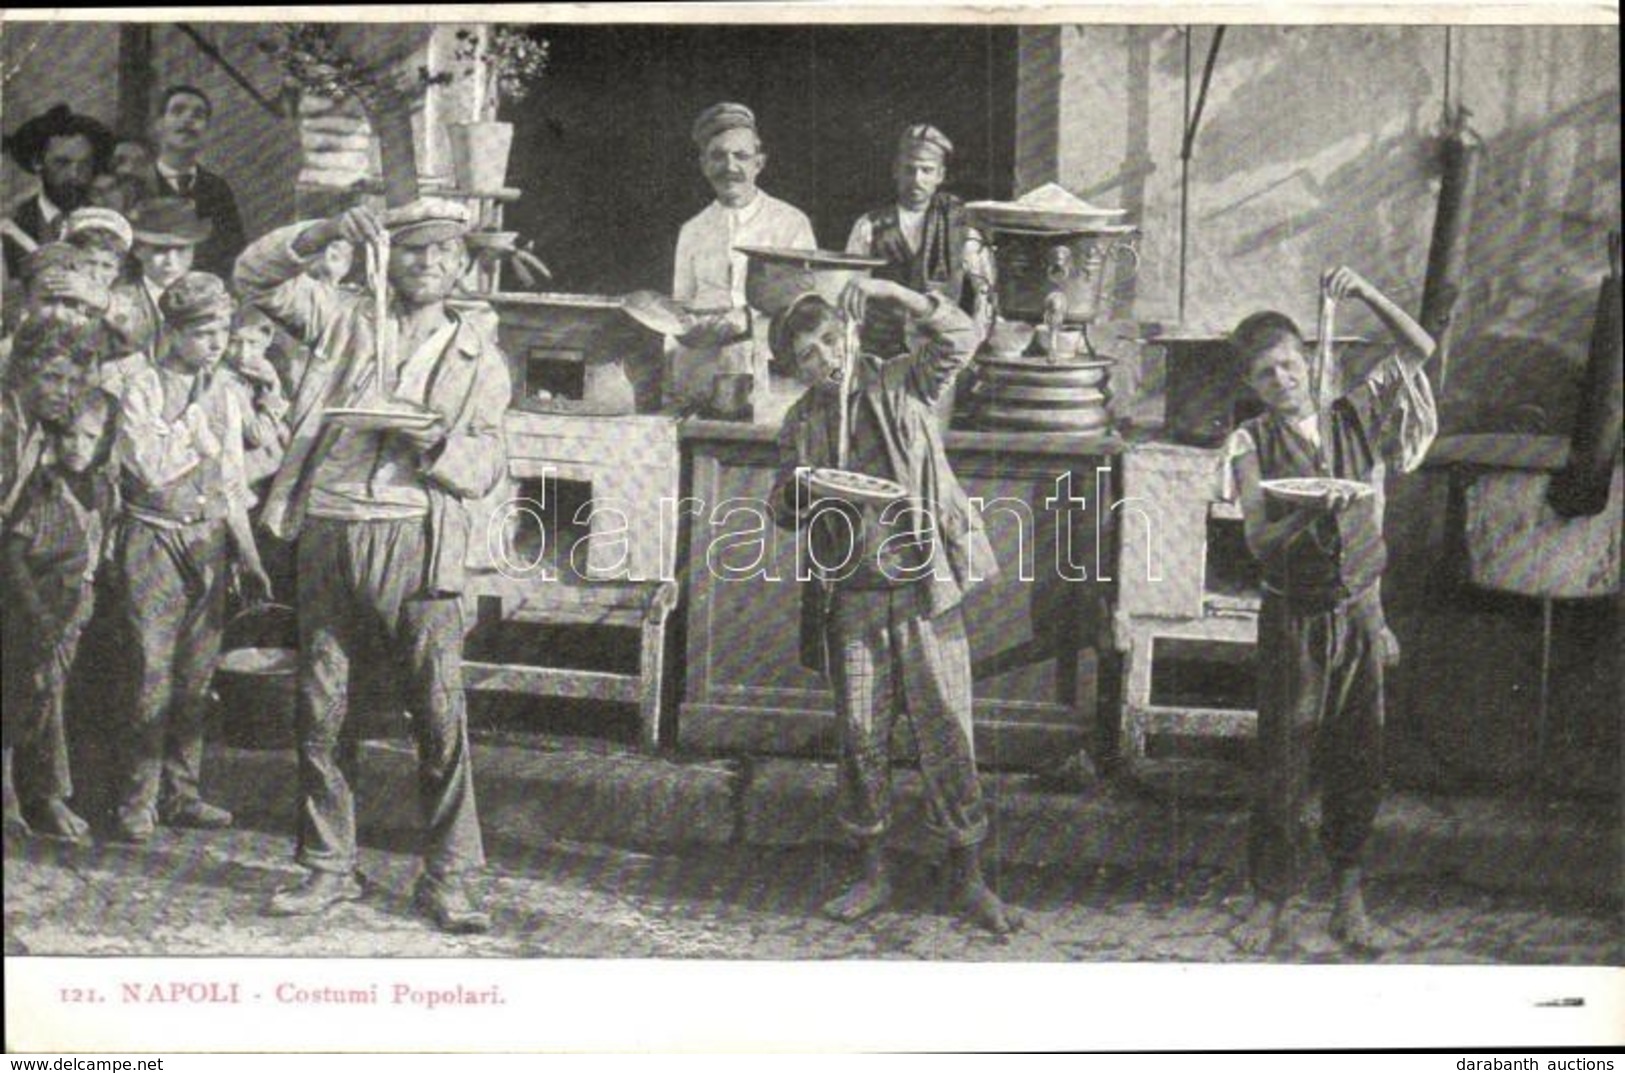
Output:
[3,735,1621,963]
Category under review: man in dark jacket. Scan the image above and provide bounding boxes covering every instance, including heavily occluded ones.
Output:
[3,105,115,278]
[147,86,244,279]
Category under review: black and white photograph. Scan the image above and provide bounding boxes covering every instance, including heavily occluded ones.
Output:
[1,4,1620,1054]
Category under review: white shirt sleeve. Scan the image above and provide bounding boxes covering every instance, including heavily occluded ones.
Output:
[846,215,874,257]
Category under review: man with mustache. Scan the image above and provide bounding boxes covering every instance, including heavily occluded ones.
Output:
[2,105,115,279]
[669,102,816,415]
[236,198,510,935]
[845,124,993,359]
[148,86,245,280]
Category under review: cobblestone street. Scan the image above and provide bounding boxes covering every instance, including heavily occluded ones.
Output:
[6,822,1620,964]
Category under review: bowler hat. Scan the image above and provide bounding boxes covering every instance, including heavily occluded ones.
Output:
[129,197,213,248]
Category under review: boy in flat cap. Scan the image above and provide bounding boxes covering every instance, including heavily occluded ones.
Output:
[847,123,993,360]
[670,102,816,414]
[768,276,1017,936]
[108,271,269,843]
[3,105,116,278]
[236,197,509,935]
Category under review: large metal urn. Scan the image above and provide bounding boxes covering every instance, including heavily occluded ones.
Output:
[985,224,1140,332]
[963,194,1140,433]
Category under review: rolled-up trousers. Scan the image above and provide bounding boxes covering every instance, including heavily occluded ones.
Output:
[294,516,484,879]
[1249,585,1385,901]
[826,584,989,849]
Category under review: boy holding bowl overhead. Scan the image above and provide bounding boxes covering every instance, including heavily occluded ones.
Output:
[768,275,1016,935]
[1225,266,1438,956]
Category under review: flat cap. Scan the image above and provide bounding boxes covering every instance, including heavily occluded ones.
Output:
[129,197,213,247]
[382,196,472,247]
[692,102,757,149]
[64,207,134,254]
[158,271,236,327]
[897,123,953,161]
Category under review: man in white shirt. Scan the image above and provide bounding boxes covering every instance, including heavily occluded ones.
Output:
[669,102,816,413]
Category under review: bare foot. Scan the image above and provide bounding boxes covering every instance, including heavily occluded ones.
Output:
[31,798,90,842]
[3,809,30,840]
[956,877,1021,936]
[1330,895,1395,954]
[1233,898,1285,955]
[822,874,893,923]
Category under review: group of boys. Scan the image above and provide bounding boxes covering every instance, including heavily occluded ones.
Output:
[1,198,285,847]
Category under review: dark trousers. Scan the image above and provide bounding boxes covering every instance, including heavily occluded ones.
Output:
[116,519,227,827]
[826,585,989,848]
[1,587,89,804]
[1249,586,1386,901]
[294,516,483,879]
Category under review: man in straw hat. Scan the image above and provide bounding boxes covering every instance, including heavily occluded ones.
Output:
[109,271,270,844]
[236,197,510,935]
[3,105,116,278]
[670,101,816,413]
[846,123,993,359]
[766,275,1018,935]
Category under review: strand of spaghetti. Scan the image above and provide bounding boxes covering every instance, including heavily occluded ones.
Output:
[369,232,391,398]
[1315,282,1336,411]
[838,315,859,469]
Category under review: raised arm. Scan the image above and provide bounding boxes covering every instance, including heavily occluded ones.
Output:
[842,277,977,402]
[1325,266,1436,373]
[234,207,383,346]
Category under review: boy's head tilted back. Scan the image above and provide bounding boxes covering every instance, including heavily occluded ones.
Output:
[770,293,847,391]
[1233,310,1315,419]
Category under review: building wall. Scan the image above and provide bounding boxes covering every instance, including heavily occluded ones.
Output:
[1018,23,1621,437]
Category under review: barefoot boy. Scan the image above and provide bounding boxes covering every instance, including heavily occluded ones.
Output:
[1226,266,1437,955]
[769,276,1016,935]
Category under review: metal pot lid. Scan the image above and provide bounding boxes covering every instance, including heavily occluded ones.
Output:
[733,246,887,269]
[977,355,1115,371]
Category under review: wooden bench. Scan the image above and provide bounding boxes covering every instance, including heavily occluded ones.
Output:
[462,573,679,752]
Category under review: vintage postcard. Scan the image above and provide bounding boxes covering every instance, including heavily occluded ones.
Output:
[2,2,1620,1054]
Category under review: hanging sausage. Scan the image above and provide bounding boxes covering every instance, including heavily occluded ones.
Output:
[1547,233,1623,518]
[1419,105,1484,391]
